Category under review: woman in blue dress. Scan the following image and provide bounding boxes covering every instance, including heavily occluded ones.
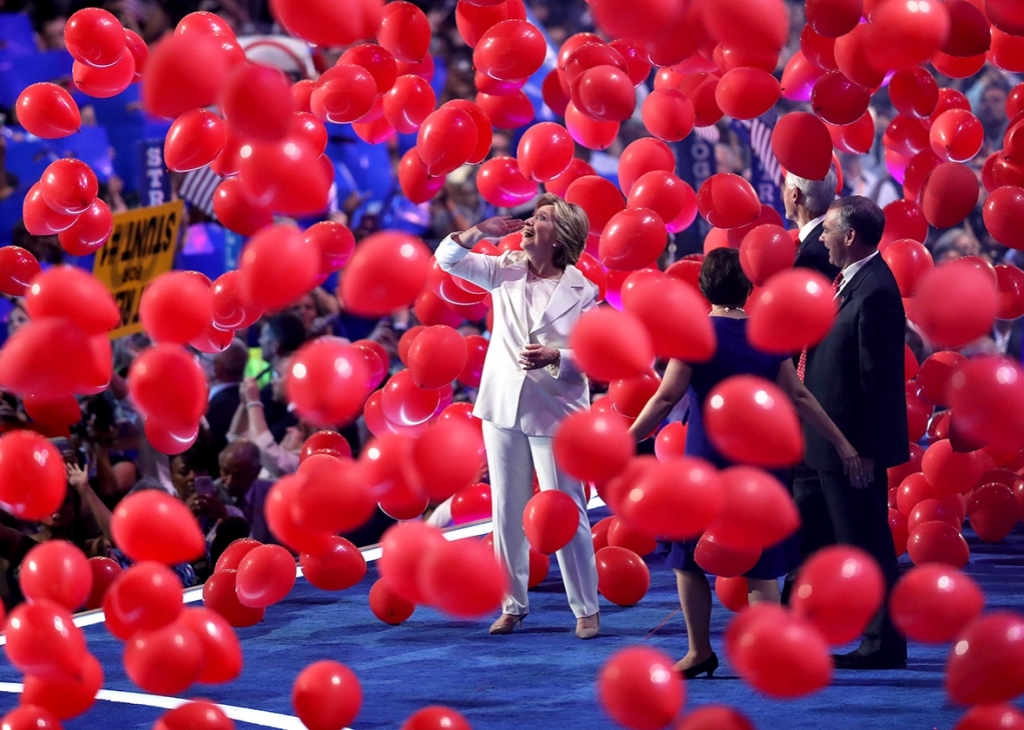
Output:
[628,248,860,678]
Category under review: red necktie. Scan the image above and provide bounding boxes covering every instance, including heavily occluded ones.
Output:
[797,272,845,382]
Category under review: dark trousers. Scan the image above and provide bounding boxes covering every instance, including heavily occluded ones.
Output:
[783,462,906,659]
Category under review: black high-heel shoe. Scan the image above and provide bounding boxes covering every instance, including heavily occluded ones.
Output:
[680,652,719,679]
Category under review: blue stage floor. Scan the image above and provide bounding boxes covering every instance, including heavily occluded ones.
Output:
[0,515,1021,729]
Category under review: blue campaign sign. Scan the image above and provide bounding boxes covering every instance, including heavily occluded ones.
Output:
[674,133,715,256]
[139,138,171,207]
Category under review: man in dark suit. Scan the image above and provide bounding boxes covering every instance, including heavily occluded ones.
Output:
[784,168,842,281]
[205,338,249,457]
[795,196,910,670]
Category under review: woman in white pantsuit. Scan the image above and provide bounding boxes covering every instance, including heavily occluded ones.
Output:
[435,193,601,639]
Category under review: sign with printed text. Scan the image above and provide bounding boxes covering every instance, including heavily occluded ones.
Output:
[92,200,183,339]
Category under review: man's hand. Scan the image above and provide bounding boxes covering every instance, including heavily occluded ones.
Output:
[850,456,875,490]
[67,463,89,492]
[240,377,261,403]
[518,344,559,370]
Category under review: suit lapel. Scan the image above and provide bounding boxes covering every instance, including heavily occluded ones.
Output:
[836,254,879,310]
[531,266,587,334]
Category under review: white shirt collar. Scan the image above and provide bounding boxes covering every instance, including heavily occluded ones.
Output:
[799,214,826,244]
[837,250,880,296]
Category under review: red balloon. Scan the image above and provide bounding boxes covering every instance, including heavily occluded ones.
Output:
[84,556,121,611]
[441,99,493,164]
[704,375,803,468]
[921,161,980,229]
[139,271,213,345]
[236,544,297,608]
[620,457,722,540]
[772,112,834,181]
[695,533,760,577]
[619,138,675,198]
[57,197,112,256]
[811,69,870,126]
[64,7,125,66]
[565,175,625,236]
[703,0,789,54]
[697,173,760,229]
[341,231,432,318]
[311,67,377,125]
[293,661,362,730]
[889,67,939,119]
[791,545,884,645]
[410,418,484,503]
[574,65,636,123]
[806,0,862,37]
[402,706,472,730]
[369,577,415,625]
[984,186,1024,250]
[103,561,183,640]
[476,156,538,207]
[930,108,984,163]
[523,490,580,554]
[640,88,696,143]
[946,611,1024,705]
[293,455,374,534]
[449,482,492,524]
[39,158,97,216]
[948,356,1024,453]
[716,67,781,121]
[599,208,667,271]
[569,307,654,382]
[2,706,61,730]
[0,246,40,297]
[284,337,370,427]
[124,620,203,695]
[238,138,332,216]
[164,109,225,172]
[882,239,933,297]
[268,0,381,47]
[747,268,836,353]
[142,33,232,119]
[907,520,970,567]
[867,0,951,71]
[474,19,545,81]
[154,701,234,730]
[738,224,795,286]
[598,544,651,606]
[202,570,265,628]
[781,49,825,102]
[597,646,683,730]
[726,604,832,697]
[552,409,630,483]
[380,75,435,135]
[128,344,207,432]
[111,489,205,565]
[968,482,1021,542]
[516,122,574,183]
[378,521,446,604]
[377,1,431,63]
[891,562,983,642]
[177,607,242,684]
[416,107,478,176]
[398,147,445,205]
[339,43,397,95]
[419,537,507,617]
[24,265,119,336]
[21,651,103,720]
[954,705,1024,730]
[5,599,87,681]
[606,512,658,556]
[708,466,800,550]
[565,101,618,149]
[16,83,81,139]
[678,705,754,730]
[0,431,66,521]
[19,540,91,612]
[300,536,367,591]
[912,261,997,348]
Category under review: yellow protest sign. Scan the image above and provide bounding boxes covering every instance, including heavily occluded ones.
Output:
[92,200,183,339]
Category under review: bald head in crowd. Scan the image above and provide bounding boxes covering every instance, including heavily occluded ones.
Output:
[213,338,249,385]
[219,440,262,499]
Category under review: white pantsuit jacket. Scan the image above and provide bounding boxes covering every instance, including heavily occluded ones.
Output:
[435,235,599,437]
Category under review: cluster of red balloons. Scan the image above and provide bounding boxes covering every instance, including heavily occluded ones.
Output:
[21,157,112,257]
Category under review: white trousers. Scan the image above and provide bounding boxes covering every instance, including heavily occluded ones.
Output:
[482,421,600,619]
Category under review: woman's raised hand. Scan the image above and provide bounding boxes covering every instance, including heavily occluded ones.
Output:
[474,216,525,239]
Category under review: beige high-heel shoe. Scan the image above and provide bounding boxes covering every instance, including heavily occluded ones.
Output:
[575,612,600,640]
[489,613,525,635]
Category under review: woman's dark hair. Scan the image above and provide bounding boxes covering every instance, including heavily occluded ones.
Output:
[699,248,753,307]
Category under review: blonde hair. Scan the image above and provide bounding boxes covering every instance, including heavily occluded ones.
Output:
[534,193,589,269]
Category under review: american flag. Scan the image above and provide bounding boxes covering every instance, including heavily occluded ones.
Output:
[740,108,783,188]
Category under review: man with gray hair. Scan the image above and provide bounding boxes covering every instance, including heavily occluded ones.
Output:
[783,168,842,281]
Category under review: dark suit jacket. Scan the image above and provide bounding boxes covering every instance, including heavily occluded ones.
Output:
[794,221,841,281]
[206,384,241,457]
[804,254,910,472]
[1006,318,1024,362]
